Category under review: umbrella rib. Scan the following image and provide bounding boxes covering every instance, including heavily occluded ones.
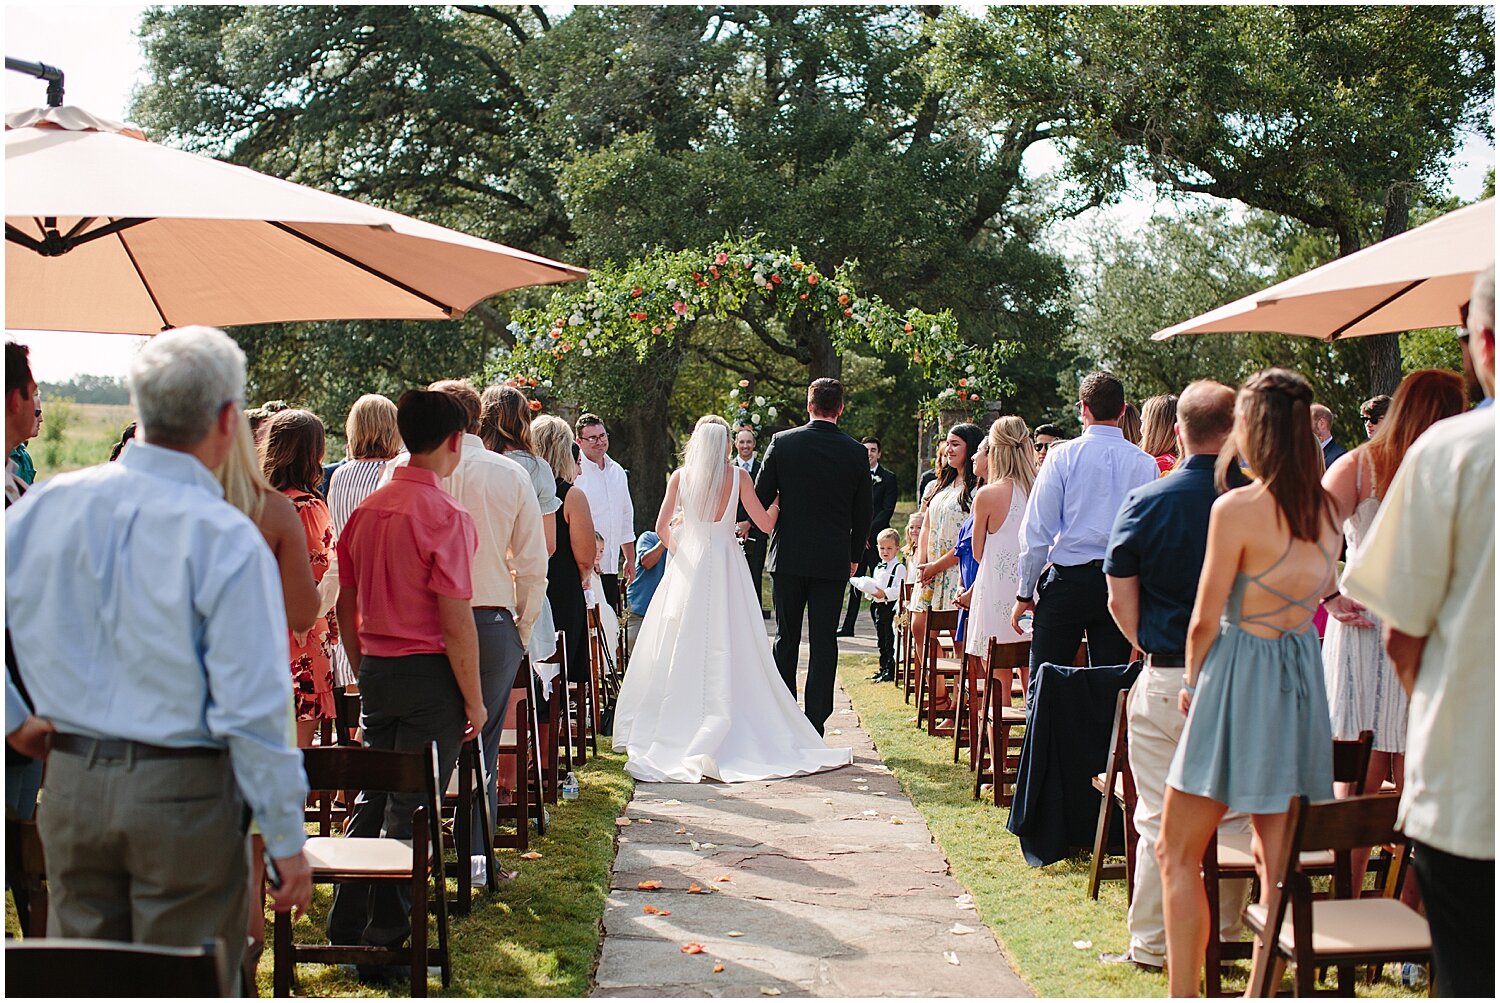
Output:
[267,221,459,317]
[114,223,172,332]
[1327,279,1424,341]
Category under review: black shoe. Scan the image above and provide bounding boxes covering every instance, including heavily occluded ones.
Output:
[874,672,895,683]
[761,609,772,619]
[1098,951,1162,973]
[835,628,856,638]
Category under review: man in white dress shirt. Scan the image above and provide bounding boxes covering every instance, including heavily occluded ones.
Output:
[574,412,636,612]
[1343,265,1495,999]
[1011,371,1158,682]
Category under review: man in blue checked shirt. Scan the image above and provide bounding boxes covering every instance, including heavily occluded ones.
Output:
[4,326,311,990]
[1010,371,1159,681]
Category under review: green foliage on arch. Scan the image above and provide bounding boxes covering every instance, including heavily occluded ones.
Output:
[506,236,1014,418]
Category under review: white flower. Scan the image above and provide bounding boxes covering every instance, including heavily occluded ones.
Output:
[582,347,594,357]
[542,379,553,388]
[965,364,976,374]
[754,395,765,406]
[931,324,942,336]
[751,413,761,423]
[729,388,739,398]
[568,313,584,327]
[766,406,777,417]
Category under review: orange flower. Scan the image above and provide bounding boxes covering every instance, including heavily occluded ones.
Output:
[631,287,643,298]
[770,274,782,285]
[528,400,542,413]
[958,378,968,387]
[630,311,648,321]
[549,330,560,339]
[798,293,808,300]
[837,293,849,304]
[903,323,913,333]
[810,275,821,286]
[843,307,853,317]
[792,260,804,270]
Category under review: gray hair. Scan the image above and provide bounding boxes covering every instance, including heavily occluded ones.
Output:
[128,326,246,448]
[1471,263,1495,337]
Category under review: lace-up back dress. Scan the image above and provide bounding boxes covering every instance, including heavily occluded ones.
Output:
[1167,536,1337,814]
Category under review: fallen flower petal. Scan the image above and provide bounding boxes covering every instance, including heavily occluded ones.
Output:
[715,874,732,882]
[944,951,961,966]
[637,880,662,891]
[759,987,782,996]
[713,963,726,973]
[519,851,542,860]
[681,943,705,954]
[615,818,632,827]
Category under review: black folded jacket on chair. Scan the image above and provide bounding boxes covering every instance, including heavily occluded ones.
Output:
[1005,660,1141,867]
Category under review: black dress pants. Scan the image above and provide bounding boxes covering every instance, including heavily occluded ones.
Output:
[871,601,896,676]
[1413,840,1495,997]
[742,535,768,612]
[771,572,845,735]
[1027,562,1133,690]
[840,544,877,633]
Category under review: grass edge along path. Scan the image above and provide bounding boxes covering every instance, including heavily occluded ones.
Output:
[257,745,634,997]
[838,653,1420,999]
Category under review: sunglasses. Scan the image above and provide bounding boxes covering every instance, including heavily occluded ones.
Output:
[1033,441,1051,453]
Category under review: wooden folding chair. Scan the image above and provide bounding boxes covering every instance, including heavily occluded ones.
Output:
[276,743,449,997]
[7,938,231,997]
[972,639,1030,806]
[1203,730,1375,996]
[532,636,569,807]
[6,818,47,938]
[492,659,546,851]
[914,609,961,734]
[1087,688,1138,902]
[441,735,498,916]
[894,581,913,690]
[1243,793,1428,997]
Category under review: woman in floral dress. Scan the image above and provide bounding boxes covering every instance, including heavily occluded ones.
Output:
[261,408,337,746]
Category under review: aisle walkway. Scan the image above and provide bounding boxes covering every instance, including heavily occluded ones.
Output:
[592,616,1030,997]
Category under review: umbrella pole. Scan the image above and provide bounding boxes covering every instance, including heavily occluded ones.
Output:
[4,58,64,107]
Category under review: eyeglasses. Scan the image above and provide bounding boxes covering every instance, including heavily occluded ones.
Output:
[1033,441,1051,453]
[580,431,609,444]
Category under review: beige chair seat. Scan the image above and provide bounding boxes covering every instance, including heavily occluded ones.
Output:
[983,704,1027,725]
[1091,772,1125,800]
[1217,831,1335,870]
[1245,899,1431,955]
[304,836,415,875]
[934,656,964,673]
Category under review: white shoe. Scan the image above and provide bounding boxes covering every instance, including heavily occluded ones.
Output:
[470,854,487,885]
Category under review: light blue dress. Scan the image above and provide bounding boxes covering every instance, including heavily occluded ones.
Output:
[1168,540,1336,815]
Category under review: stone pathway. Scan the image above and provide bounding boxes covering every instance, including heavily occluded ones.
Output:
[592,622,1031,998]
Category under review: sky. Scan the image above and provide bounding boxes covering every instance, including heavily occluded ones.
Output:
[4,3,1495,382]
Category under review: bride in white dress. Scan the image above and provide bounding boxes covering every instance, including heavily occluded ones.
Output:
[612,416,853,783]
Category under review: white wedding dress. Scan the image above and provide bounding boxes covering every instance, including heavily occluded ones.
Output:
[612,468,853,783]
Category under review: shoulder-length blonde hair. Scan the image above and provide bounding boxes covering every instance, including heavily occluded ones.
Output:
[532,414,578,483]
[345,393,400,460]
[985,415,1036,497]
[219,410,274,521]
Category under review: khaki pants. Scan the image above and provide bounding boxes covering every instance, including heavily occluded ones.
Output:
[40,743,248,986]
[1127,665,1252,967]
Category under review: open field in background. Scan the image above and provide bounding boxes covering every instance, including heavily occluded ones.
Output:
[30,401,135,482]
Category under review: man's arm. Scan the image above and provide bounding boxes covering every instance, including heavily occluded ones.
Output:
[438,595,485,735]
[1383,626,1428,697]
[754,436,779,508]
[1105,576,1142,652]
[850,456,874,570]
[638,532,666,570]
[1016,458,1065,597]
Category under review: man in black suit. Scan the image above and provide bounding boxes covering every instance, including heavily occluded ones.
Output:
[1310,403,1348,468]
[838,436,898,636]
[756,378,873,735]
[732,426,769,616]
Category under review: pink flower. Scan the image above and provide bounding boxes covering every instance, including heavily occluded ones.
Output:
[715,252,729,266]
[672,300,689,316]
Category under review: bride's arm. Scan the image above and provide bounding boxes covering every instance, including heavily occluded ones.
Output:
[739,468,779,534]
[655,470,682,550]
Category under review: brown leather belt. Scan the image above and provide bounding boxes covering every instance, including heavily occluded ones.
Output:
[49,733,226,761]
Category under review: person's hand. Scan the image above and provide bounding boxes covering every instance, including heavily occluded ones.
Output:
[736,520,751,540]
[1177,687,1193,716]
[1009,598,1034,635]
[954,588,971,610]
[464,701,488,739]
[5,715,53,760]
[849,562,859,577]
[623,558,636,584]
[268,851,314,917]
[1324,592,1375,629]
[291,628,311,648]
[917,561,939,585]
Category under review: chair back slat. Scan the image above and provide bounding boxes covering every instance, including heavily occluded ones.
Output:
[6,937,229,997]
[302,744,435,796]
[1295,792,1403,852]
[925,608,960,634]
[986,639,1030,673]
[1331,730,1374,790]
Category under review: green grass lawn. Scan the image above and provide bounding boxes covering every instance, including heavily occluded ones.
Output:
[837,653,1420,999]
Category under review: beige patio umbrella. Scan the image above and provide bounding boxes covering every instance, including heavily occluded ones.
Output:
[1152,197,1494,342]
[5,106,586,335]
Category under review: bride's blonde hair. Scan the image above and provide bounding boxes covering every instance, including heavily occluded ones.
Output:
[680,415,731,520]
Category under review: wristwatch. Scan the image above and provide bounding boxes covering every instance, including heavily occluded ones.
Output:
[1015,594,1034,604]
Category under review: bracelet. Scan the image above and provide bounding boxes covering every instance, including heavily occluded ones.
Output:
[1181,684,1196,695]
[1322,590,1341,604]
[1015,594,1033,604]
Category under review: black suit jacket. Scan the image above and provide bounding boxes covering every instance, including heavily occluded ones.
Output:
[756,419,873,580]
[1322,438,1348,469]
[867,464,898,548]
[733,457,764,541]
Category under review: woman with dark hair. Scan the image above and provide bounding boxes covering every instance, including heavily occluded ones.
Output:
[911,422,983,713]
[1321,369,1465,891]
[260,408,336,746]
[1157,369,1344,996]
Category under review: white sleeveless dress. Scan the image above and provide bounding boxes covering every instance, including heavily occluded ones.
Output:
[1323,456,1406,754]
[611,470,853,783]
[964,484,1029,656]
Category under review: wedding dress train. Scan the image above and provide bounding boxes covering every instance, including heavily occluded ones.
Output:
[611,474,853,783]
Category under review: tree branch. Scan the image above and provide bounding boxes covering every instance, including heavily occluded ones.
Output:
[455,5,530,45]
[731,308,810,363]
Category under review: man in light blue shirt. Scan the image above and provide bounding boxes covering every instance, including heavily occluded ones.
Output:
[1011,371,1159,681]
[4,326,311,986]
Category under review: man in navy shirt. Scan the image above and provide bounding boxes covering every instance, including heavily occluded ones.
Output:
[1100,380,1250,972]
[625,528,668,651]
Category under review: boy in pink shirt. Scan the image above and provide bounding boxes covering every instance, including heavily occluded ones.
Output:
[327,389,483,973]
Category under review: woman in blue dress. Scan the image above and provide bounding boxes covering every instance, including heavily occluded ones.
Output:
[1157,369,1344,997]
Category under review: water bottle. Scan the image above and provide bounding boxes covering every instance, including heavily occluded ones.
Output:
[562,771,580,800]
[1019,610,1034,635]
